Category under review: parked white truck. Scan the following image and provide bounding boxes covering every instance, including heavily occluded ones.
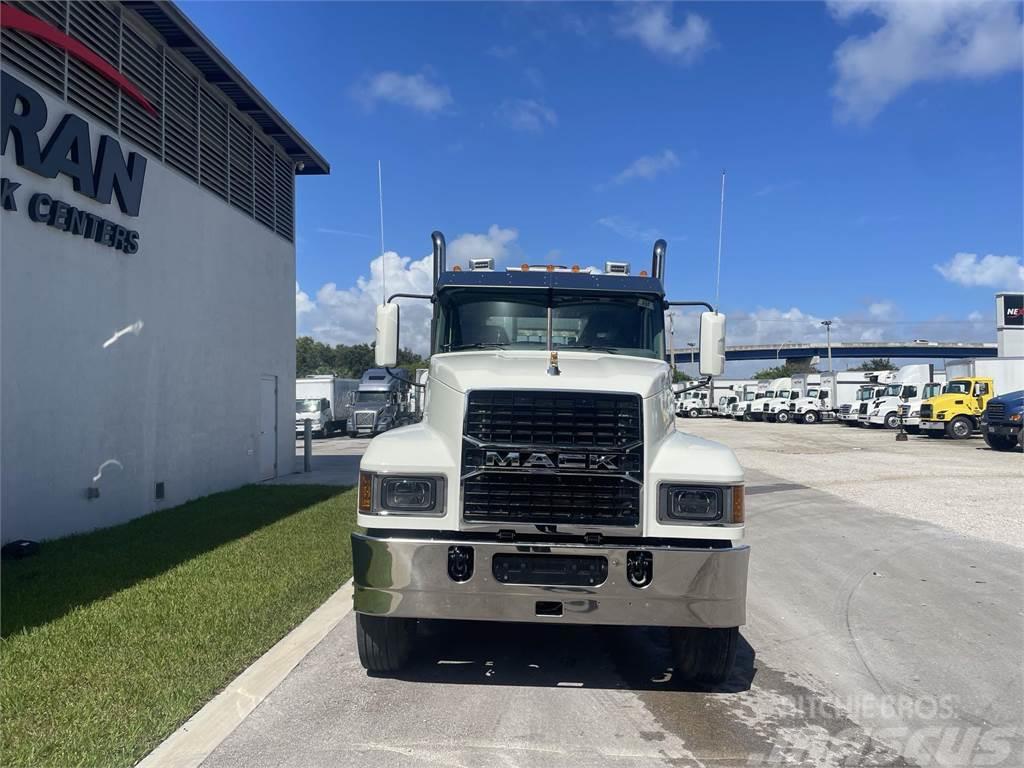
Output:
[736,381,768,421]
[750,377,790,422]
[866,364,945,429]
[793,372,866,424]
[896,381,947,434]
[767,373,819,423]
[295,376,359,437]
[352,234,748,685]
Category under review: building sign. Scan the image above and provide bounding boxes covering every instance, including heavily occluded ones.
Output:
[1005,294,1024,327]
[1,71,145,253]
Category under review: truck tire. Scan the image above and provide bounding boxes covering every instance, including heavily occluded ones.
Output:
[884,412,900,429]
[688,408,699,419]
[355,613,413,673]
[947,416,973,440]
[775,410,790,423]
[671,626,738,687]
[803,411,819,425]
[984,432,1019,452]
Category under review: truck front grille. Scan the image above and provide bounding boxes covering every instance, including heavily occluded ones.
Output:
[898,404,910,418]
[354,411,376,427]
[465,390,641,448]
[920,404,933,419]
[986,402,1006,421]
[859,402,868,415]
[462,390,643,528]
[840,404,852,416]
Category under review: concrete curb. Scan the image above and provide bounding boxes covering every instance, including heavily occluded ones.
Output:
[136,579,354,768]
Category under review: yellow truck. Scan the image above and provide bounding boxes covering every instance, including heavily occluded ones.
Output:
[918,377,994,439]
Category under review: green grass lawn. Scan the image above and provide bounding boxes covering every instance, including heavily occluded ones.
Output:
[1,484,356,768]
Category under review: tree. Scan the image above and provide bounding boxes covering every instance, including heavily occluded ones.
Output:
[752,360,818,379]
[672,369,692,383]
[850,358,896,371]
[296,337,429,379]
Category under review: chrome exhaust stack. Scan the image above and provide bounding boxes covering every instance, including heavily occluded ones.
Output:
[652,239,666,281]
[432,231,447,284]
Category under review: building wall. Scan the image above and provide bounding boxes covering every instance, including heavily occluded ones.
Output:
[1,64,297,542]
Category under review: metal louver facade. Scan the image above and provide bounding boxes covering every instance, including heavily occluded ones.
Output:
[0,0,303,241]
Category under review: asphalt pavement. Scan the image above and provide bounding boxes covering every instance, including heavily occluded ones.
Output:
[202,421,1024,767]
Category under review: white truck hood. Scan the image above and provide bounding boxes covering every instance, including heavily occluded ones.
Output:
[431,350,671,399]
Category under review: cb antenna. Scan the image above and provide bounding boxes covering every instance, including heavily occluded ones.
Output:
[378,160,386,305]
[714,169,725,312]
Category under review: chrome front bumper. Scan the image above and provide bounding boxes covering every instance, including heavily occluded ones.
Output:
[351,533,749,628]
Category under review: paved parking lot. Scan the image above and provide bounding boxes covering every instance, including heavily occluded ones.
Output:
[204,418,1023,767]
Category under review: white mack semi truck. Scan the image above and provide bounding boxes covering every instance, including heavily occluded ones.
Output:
[866,364,945,429]
[352,234,748,685]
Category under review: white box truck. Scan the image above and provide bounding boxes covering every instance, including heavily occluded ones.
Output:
[793,371,865,424]
[750,377,790,422]
[295,376,359,437]
[866,364,945,429]
[767,373,819,423]
[353,233,748,685]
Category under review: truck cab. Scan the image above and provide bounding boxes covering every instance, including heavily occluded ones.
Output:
[677,389,709,418]
[896,381,945,434]
[352,234,746,685]
[753,377,791,422]
[295,397,332,438]
[737,383,767,421]
[347,369,406,438]
[919,377,995,439]
[983,389,1024,451]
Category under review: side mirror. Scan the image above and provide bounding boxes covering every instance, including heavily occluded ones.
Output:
[375,304,399,367]
[698,311,726,377]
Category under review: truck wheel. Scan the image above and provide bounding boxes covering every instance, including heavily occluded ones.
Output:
[947,416,973,440]
[688,408,699,419]
[984,432,1019,452]
[355,613,414,673]
[803,411,818,425]
[884,412,900,429]
[776,410,790,423]
[671,626,738,687]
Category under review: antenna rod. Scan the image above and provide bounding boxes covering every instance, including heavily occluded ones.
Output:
[715,169,725,311]
[378,160,386,305]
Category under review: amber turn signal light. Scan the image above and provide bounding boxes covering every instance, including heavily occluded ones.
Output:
[358,471,374,513]
[731,485,745,524]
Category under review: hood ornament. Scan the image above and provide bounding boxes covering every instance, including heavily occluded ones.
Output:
[547,350,560,376]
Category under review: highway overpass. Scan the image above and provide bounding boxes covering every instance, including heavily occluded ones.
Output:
[719,341,997,362]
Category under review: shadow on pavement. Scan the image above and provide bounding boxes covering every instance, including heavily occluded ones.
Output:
[388,620,756,694]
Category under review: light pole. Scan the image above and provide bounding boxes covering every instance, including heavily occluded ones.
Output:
[821,320,833,372]
[687,342,696,367]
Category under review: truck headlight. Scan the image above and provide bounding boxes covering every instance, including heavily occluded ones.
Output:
[1011,413,1022,423]
[658,484,743,525]
[911,409,920,417]
[359,473,446,516]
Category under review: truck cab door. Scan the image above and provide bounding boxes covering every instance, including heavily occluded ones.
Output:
[972,381,991,414]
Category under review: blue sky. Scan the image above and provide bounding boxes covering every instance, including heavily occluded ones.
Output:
[181,1,1023,363]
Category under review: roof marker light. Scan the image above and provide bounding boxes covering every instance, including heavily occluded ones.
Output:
[571,265,580,272]
[521,263,530,271]
[452,265,462,272]
[639,270,648,276]
[546,264,555,272]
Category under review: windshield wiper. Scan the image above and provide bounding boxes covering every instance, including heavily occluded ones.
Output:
[559,345,619,354]
[445,342,507,351]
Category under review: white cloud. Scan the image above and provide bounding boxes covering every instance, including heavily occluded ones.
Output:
[296,227,521,355]
[867,301,894,319]
[597,215,662,243]
[934,252,1024,289]
[353,71,452,114]
[609,149,679,186]
[617,5,712,62]
[495,98,558,132]
[967,310,984,323]
[829,1,1024,122]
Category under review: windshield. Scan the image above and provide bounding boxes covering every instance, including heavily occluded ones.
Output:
[296,398,320,413]
[924,383,942,399]
[745,392,755,401]
[946,380,971,395]
[435,289,665,359]
[882,384,902,397]
[858,388,875,400]
[806,388,818,398]
[775,390,790,399]
[355,391,388,404]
